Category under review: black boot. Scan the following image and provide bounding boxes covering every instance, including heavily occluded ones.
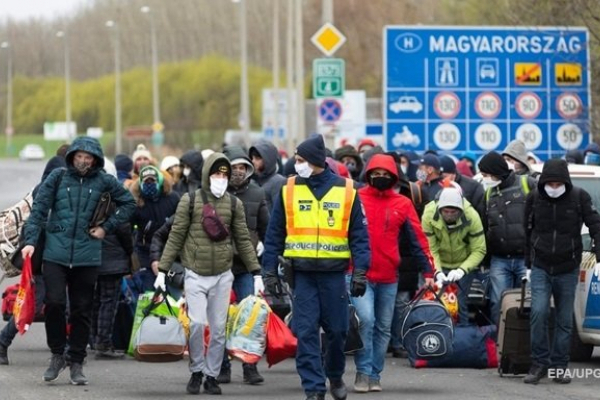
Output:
[217,364,231,384]
[329,378,347,400]
[203,376,222,395]
[186,372,203,394]
[243,363,264,385]
[0,343,8,365]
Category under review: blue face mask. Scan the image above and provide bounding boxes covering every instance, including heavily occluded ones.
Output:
[141,181,159,200]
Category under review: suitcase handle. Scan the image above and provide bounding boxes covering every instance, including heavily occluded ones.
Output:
[519,276,528,315]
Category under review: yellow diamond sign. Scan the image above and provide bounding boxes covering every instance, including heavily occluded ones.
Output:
[311,23,346,57]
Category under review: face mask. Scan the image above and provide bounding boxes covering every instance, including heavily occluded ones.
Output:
[370,176,394,191]
[141,181,159,200]
[345,162,356,172]
[183,167,191,177]
[545,184,566,198]
[210,177,228,198]
[74,161,92,175]
[506,161,516,171]
[482,177,501,190]
[441,208,462,225]
[416,169,428,182]
[401,165,408,175]
[295,162,313,178]
[229,170,246,188]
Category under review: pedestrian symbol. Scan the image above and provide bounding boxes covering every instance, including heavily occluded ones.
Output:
[435,58,458,86]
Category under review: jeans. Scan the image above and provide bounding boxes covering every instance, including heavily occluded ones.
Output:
[489,256,527,325]
[442,268,475,326]
[390,290,412,350]
[294,271,348,395]
[348,277,397,380]
[530,266,578,368]
[44,262,98,364]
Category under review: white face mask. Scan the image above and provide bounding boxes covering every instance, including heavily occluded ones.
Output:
[294,162,313,178]
[482,177,501,190]
[545,184,566,198]
[401,165,408,175]
[506,161,516,171]
[210,177,229,198]
[183,167,191,177]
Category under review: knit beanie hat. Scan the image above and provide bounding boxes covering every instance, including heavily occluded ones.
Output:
[209,158,231,178]
[114,154,133,173]
[296,134,326,168]
[132,144,152,162]
[478,151,511,180]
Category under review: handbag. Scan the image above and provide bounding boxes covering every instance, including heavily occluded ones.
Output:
[133,289,186,362]
[166,262,185,290]
[90,192,112,228]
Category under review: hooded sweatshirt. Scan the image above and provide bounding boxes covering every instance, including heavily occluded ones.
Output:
[358,154,434,283]
[249,140,286,210]
[173,150,203,196]
[503,140,533,175]
[525,159,600,274]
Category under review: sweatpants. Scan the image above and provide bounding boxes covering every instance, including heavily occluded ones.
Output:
[186,269,234,378]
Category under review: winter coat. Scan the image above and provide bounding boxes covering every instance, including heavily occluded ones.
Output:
[249,140,286,210]
[455,173,486,222]
[262,166,371,274]
[24,136,136,267]
[224,145,270,275]
[421,199,486,274]
[158,152,261,276]
[150,215,174,264]
[173,150,203,196]
[418,175,445,203]
[485,173,535,257]
[525,159,600,275]
[100,220,134,276]
[358,155,434,284]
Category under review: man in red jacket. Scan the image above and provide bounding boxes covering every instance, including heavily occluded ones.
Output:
[349,154,435,393]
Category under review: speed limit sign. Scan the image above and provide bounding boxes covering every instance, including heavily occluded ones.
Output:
[474,123,502,150]
[556,123,583,150]
[433,92,461,119]
[433,123,461,150]
[515,92,542,119]
[475,92,501,119]
[556,93,582,119]
[515,123,543,150]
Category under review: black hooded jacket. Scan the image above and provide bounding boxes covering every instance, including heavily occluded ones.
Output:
[525,159,600,274]
[249,140,286,210]
[173,150,203,196]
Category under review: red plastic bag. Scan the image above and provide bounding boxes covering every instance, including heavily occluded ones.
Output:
[423,283,459,323]
[265,311,297,367]
[13,255,35,334]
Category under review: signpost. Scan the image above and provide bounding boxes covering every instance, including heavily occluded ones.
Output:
[313,58,345,98]
[384,26,590,160]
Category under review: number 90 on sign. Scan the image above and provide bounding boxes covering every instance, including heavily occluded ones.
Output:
[515,123,543,150]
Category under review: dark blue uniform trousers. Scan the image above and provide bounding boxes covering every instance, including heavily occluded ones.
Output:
[294,270,348,395]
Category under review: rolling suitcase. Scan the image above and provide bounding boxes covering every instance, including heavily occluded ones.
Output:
[496,278,554,376]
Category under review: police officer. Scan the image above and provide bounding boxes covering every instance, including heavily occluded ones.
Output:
[262,134,370,400]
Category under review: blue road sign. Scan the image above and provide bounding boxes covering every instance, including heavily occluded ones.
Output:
[384,26,590,160]
[319,99,343,123]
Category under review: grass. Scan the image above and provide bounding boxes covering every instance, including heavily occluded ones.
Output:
[0,132,117,159]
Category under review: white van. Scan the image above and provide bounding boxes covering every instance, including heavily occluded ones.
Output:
[531,163,600,361]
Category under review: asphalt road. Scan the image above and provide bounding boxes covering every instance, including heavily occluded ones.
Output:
[0,158,599,399]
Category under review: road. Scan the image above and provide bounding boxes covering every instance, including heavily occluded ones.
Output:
[0,158,599,399]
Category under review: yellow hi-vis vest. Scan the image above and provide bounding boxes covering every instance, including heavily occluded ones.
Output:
[282,176,354,259]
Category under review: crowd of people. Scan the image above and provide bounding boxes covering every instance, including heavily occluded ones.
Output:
[1,134,600,399]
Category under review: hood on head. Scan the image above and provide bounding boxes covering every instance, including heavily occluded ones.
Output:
[503,139,532,172]
[202,152,232,189]
[65,136,105,171]
[565,149,584,165]
[334,145,363,169]
[180,150,204,181]
[249,139,280,176]
[224,145,255,181]
[365,154,399,185]
[538,159,572,194]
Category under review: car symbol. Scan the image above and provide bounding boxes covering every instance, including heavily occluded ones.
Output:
[389,96,423,114]
[480,65,496,80]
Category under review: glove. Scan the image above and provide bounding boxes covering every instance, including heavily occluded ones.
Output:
[350,269,367,297]
[253,275,265,296]
[264,272,284,299]
[154,271,166,292]
[435,271,447,287]
[256,241,265,257]
[446,269,465,282]
[594,262,600,277]
[524,269,532,282]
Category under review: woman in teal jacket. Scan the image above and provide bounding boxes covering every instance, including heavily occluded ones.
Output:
[421,187,486,325]
[22,136,135,386]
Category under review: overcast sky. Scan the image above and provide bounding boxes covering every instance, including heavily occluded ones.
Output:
[1,0,90,21]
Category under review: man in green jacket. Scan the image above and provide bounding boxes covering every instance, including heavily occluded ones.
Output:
[421,187,486,325]
[157,152,263,396]
[22,136,136,385]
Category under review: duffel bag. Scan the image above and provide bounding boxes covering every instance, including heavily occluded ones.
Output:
[134,289,186,362]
